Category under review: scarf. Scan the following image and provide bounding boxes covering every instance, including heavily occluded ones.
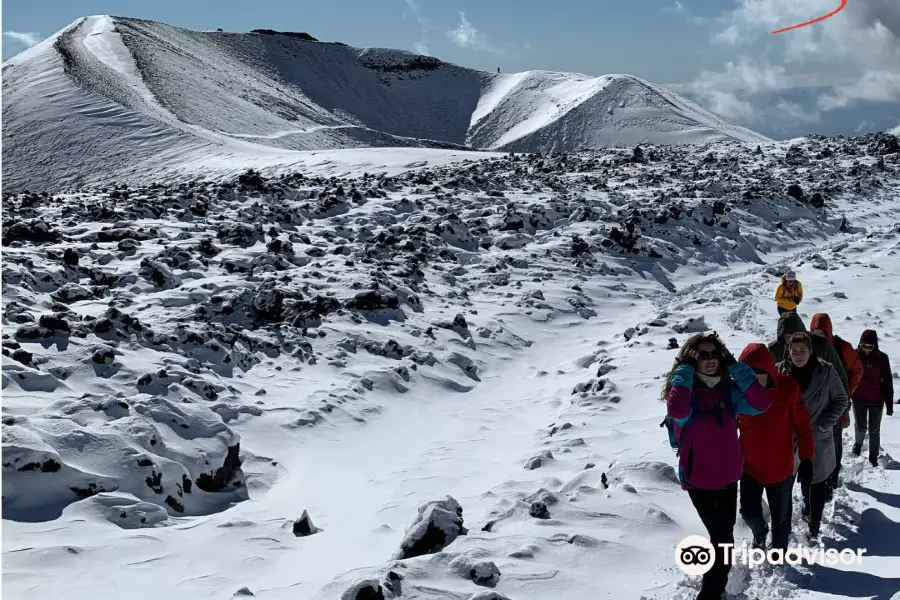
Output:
[789,359,816,392]
[696,373,722,389]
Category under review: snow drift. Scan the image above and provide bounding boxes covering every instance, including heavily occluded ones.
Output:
[1,15,770,192]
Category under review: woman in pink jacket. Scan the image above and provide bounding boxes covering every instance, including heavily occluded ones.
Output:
[663,332,771,600]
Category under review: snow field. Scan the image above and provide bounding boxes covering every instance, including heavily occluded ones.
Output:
[2,136,900,599]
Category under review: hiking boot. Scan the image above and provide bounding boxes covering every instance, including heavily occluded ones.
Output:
[808,524,820,540]
[752,535,767,551]
[852,443,862,456]
[869,455,878,467]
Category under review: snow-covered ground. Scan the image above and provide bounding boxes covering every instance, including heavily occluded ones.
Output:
[3,134,900,600]
[1,15,770,193]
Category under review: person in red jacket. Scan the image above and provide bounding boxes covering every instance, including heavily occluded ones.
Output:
[810,314,864,395]
[737,343,815,551]
[851,330,894,466]
[810,313,864,494]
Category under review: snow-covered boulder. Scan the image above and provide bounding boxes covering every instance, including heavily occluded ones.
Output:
[2,395,246,522]
[392,496,467,559]
[672,316,708,334]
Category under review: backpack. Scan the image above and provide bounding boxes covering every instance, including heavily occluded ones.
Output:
[660,390,736,456]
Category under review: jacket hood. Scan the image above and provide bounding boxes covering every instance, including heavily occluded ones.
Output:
[777,311,807,339]
[739,343,778,379]
[860,329,879,349]
[810,313,833,341]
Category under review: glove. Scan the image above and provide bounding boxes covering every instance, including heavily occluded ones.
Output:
[839,412,851,428]
[797,459,813,484]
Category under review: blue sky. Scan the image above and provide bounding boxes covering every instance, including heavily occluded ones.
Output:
[3,0,899,139]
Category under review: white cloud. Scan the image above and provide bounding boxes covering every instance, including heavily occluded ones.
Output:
[404,0,426,26]
[691,60,789,94]
[888,123,900,135]
[449,12,478,48]
[3,31,41,47]
[701,90,760,123]
[713,0,900,102]
[448,12,497,54]
[817,70,900,110]
[686,0,900,127]
[662,0,711,26]
[663,1,686,15]
[685,60,788,121]
[402,0,431,57]
[775,99,820,123]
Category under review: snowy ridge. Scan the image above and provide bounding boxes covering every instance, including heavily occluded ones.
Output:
[3,134,900,600]
[466,71,768,153]
[2,15,770,192]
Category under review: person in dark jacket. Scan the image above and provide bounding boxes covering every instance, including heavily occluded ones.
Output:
[737,343,814,551]
[851,330,894,466]
[769,311,849,394]
[777,333,849,539]
[810,313,864,495]
[663,333,771,600]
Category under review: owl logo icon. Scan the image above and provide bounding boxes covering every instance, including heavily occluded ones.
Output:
[675,535,716,576]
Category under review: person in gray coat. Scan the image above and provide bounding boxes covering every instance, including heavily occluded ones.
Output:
[777,332,849,539]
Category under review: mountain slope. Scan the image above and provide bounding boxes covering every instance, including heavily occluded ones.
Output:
[1,15,771,191]
[2,134,898,600]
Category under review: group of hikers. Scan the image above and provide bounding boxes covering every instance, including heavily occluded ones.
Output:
[662,269,895,600]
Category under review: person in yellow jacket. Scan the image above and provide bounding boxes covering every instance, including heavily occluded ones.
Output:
[775,269,803,314]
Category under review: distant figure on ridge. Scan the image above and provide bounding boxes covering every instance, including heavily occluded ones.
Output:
[775,268,802,315]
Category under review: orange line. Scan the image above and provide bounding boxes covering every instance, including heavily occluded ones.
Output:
[771,0,848,34]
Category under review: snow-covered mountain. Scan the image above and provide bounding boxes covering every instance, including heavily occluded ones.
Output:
[1,15,770,192]
[4,130,900,600]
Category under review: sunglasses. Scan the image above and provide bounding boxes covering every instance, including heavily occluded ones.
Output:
[697,350,722,360]
[860,344,876,351]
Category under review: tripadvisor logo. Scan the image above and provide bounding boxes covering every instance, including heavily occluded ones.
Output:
[675,535,867,574]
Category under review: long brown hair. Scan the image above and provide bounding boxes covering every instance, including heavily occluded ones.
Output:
[659,332,730,400]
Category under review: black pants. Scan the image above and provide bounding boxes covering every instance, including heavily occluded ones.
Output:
[777,306,790,315]
[800,478,828,532]
[688,483,737,599]
[740,473,793,549]
[828,422,844,491]
[853,401,884,459]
